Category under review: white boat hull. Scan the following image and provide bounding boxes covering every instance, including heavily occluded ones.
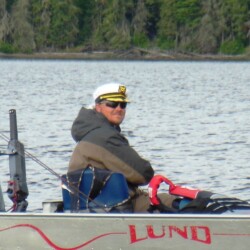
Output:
[0,213,249,250]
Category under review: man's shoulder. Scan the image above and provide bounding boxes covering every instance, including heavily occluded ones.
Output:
[82,124,127,144]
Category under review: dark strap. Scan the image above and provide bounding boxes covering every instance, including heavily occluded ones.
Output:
[66,169,85,211]
[89,167,112,200]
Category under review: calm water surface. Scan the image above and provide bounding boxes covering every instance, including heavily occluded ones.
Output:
[0,59,249,211]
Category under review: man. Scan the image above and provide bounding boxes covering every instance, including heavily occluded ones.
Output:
[68,83,175,212]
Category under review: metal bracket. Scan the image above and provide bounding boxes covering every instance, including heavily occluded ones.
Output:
[0,150,17,156]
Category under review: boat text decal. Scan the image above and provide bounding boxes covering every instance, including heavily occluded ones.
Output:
[0,223,250,249]
[0,224,127,250]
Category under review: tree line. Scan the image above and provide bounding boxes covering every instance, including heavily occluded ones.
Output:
[0,0,250,55]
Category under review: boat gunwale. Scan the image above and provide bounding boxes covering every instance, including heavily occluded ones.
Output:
[0,212,249,219]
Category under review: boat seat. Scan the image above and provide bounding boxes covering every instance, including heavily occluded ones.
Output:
[62,166,131,213]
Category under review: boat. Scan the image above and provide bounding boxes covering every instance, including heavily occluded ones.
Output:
[0,109,249,250]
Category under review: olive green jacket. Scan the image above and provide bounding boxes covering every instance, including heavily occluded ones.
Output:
[68,107,154,187]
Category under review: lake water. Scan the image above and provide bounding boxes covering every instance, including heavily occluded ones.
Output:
[0,59,249,211]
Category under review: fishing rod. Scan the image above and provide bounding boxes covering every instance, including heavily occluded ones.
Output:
[0,131,110,213]
[0,110,111,213]
[0,132,61,179]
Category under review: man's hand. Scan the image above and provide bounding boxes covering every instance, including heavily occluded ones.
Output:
[148,174,200,206]
[148,175,175,205]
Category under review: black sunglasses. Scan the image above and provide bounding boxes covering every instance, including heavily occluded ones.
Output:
[102,101,127,109]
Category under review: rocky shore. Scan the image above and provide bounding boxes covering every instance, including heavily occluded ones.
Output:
[1,48,250,61]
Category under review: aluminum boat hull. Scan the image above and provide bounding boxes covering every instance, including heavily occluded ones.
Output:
[0,213,249,250]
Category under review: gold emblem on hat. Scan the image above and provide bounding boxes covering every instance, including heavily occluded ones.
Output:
[119,85,126,94]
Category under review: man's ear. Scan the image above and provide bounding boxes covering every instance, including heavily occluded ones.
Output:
[95,104,101,112]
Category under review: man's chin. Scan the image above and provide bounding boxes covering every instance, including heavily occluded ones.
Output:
[111,118,124,125]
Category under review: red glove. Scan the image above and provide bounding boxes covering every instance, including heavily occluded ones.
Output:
[148,175,200,206]
[148,175,175,205]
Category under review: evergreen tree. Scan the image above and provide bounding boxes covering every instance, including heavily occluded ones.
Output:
[10,0,35,52]
[157,0,177,49]
[219,0,250,54]
[95,0,131,49]
[91,0,132,50]
[5,0,15,12]
[222,0,249,41]
[175,0,202,51]
[158,0,202,51]
[196,0,225,53]
[30,0,51,51]
[49,0,80,49]
[87,0,106,49]
[144,0,161,40]
[131,0,149,47]
[73,0,95,44]
[0,0,249,54]
[0,0,9,42]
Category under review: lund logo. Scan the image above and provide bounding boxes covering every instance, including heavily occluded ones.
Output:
[1,223,250,248]
[129,225,211,245]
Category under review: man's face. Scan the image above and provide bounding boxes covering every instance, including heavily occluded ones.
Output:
[95,101,127,126]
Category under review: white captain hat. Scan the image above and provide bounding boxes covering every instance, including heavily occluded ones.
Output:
[93,83,129,103]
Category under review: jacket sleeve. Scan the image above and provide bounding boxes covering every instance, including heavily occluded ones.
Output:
[105,133,154,185]
[69,135,154,185]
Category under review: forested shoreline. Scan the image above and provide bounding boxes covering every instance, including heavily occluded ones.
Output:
[0,0,250,59]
